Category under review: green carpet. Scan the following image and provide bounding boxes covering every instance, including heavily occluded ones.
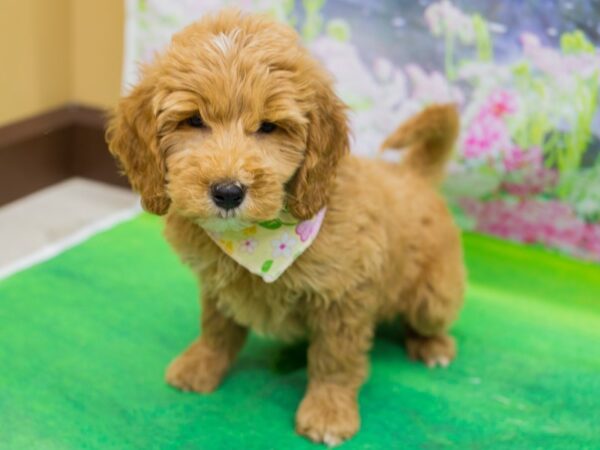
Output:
[1,214,599,449]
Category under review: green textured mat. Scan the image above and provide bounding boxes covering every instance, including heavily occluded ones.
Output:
[1,214,599,449]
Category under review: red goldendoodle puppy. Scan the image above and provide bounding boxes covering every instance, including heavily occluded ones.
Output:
[107,9,464,445]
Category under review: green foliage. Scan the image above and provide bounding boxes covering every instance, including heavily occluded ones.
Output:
[561,30,595,54]
[282,0,296,16]
[444,33,457,80]
[301,0,326,42]
[448,203,477,230]
[261,259,274,273]
[303,0,325,14]
[548,72,598,186]
[511,61,530,79]
[472,14,493,61]
[258,219,283,230]
[563,163,600,221]
[326,19,351,42]
[267,0,298,27]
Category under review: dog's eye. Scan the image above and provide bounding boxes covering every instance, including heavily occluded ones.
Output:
[184,114,204,128]
[258,122,277,133]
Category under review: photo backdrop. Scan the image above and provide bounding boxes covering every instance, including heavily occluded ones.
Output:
[124,0,600,262]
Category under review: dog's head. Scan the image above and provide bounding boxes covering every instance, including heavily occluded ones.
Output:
[107,10,348,225]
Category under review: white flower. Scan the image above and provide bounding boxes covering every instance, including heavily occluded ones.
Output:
[271,233,298,258]
[424,0,474,42]
[239,238,258,254]
[373,57,394,82]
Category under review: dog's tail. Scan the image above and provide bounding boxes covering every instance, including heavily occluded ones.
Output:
[379,104,459,184]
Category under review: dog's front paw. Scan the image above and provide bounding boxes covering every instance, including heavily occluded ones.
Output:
[165,340,230,394]
[406,334,456,368]
[296,383,359,447]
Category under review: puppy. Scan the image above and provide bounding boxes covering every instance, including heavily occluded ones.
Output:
[107,9,464,446]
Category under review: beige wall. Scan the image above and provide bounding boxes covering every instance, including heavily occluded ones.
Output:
[0,0,71,124]
[0,0,124,125]
[70,0,124,110]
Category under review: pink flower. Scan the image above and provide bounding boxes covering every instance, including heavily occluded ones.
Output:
[405,64,464,104]
[462,91,518,160]
[459,198,600,261]
[582,224,600,255]
[271,233,298,258]
[482,90,518,118]
[520,32,600,79]
[296,220,317,243]
[463,114,509,158]
[295,209,326,242]
[239,238,257,254]
[502,167,558,196]
[503,146,543,172]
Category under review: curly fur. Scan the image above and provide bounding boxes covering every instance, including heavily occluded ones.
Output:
[107,9,465,445]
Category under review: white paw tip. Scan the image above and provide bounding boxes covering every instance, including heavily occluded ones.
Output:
[323,433,342,447]
[426,356,451,368]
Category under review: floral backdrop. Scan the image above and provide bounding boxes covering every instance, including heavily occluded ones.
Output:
[124,0,600,262]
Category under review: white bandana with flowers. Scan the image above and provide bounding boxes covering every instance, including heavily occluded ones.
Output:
[201,208,326,283]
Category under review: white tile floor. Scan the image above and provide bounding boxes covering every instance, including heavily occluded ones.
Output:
[0,178,140,278]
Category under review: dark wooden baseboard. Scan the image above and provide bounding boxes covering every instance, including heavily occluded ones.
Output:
[0,104,129,207]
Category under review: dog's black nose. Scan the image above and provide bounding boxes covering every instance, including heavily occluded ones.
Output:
[211,182,246,210]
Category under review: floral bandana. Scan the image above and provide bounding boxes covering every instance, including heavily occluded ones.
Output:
[200,208,326,283]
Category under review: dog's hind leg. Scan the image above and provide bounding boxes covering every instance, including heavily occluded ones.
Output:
[403,248,465,368]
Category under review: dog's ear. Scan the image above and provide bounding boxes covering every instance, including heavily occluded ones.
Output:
[105,75,170,215]
[287,77,349,220]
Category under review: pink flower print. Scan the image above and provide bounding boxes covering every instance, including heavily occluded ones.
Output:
[458,198,600,260]
[502,166,558,197]
[503,146,526,172]
[405,64,464,104]
[463,114,508,158]
[462,90,518,160]
[271,233,298,258]
[520,32,600,79]
[582,224,600,257]
[463,91,520,158]
[239,238,257,254]
[295,209,326,242]
[503,146,543,172]
[482,90,518,118]
[296,220,316,243]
